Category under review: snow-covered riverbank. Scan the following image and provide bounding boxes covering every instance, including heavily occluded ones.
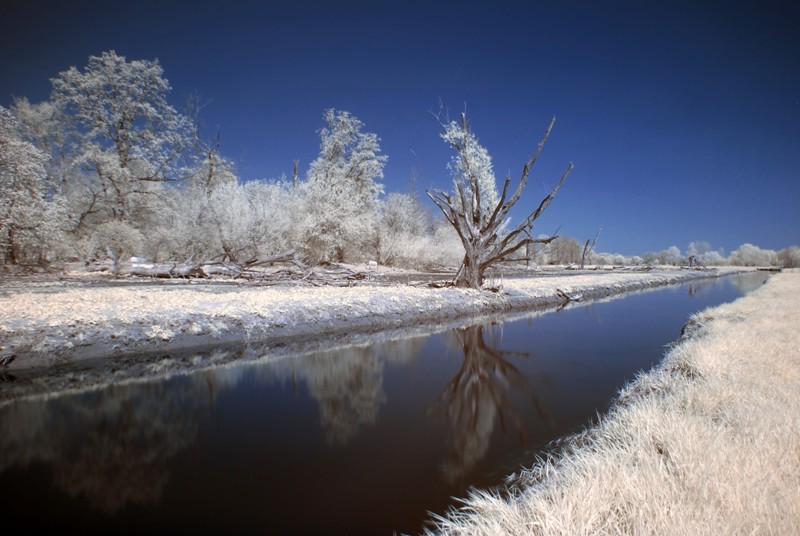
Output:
[0,268,742,373]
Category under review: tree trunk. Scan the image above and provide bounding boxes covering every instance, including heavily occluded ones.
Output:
[526,241,532,270]
[5,225,17,265]
[454,253,484,288]
[580,239,591,270]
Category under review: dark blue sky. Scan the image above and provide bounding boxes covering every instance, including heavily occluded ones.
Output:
[2,0,798,255]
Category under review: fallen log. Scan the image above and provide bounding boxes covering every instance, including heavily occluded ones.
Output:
[556,288,582,302]
[242,249,304,268]
[86,254,377,286]
[89,260,209,278]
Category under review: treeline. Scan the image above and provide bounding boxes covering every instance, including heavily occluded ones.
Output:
[591,242,798,268]
[0,51,466,271]
[1,51,796,272]
[517,239,799,268]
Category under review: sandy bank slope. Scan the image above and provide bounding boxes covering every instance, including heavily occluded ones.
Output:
[426,270,800,536]
[0,269,738,369]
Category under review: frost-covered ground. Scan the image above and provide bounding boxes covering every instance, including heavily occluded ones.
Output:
[0,266,740,374]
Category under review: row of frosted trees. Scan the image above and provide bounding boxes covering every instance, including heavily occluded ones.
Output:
[590,243,798,268]
[0,50,572,281]
[2,51,796,274]
[0,52,467,270]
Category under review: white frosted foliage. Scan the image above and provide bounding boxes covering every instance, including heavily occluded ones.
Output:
[300,109,387,263]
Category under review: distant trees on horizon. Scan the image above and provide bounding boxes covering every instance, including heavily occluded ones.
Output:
[1,51,797,273]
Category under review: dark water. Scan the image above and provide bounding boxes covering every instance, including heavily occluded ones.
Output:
[0,272,769,535]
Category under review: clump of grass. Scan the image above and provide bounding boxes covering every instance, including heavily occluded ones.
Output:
[425,271,800,535]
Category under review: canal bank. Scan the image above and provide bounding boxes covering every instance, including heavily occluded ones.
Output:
[0,268,743,372]
[425,270,800,535]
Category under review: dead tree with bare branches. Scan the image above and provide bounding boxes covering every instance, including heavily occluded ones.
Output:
[426,114,573,289]
[580,227,601,270]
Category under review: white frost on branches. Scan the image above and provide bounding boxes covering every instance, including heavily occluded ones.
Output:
[301,109,386,263]
[51,51,195,226]
[441,119,499,223]
[0,106,67,265]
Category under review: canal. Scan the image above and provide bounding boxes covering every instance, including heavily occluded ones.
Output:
[0,272,769,534]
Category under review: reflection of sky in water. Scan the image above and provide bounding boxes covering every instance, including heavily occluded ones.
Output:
[0,272,770,535]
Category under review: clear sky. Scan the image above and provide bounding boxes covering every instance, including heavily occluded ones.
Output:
[2,0,798,255]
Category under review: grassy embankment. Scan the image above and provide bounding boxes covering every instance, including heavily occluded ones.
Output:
[426,270,800,535]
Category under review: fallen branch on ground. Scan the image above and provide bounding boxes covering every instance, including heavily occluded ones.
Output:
[86,250,377,285]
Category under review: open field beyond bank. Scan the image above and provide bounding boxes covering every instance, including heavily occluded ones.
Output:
[425,270,800,535]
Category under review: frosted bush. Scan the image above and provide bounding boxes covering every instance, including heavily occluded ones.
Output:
[778,246,800,268]
[729,243,778,267]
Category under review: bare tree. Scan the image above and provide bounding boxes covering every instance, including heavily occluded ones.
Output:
[580,227,601,269]
[427,114,573,288]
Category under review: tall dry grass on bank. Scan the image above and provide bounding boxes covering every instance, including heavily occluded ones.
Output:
[426,271,800,535]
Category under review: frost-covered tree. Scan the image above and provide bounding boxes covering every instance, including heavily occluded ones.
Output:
[150,144,241,262]
[698,250,726,265]
[549,236,583,265]
[158,171,299,264]
[426,222,466,268]
[88,220,144,275]
[51,51,195,230]
[777,246,799,268]
[10,97,76,194]
[647,245,684,265]
[300,109,386,263]
[427,114,572,288]
[777,246,800,268]
[377,192,433,266]
[0,106,67,266]
[442,120,499,221]
[188,137,238,195]
[686,240,712,258]
[10,97,103,247]
[684,241,726,266]
[589,253,636,266]
[202,180,298,263]
[729,243,778,267]
[206,181,260,262]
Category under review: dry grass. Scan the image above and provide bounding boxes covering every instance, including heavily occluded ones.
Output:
[426,270,800,535]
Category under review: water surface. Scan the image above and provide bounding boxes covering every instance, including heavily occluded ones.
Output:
[0,272,769,534]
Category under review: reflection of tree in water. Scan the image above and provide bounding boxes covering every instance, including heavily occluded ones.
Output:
[0,335,428,513]
[0,370,216,514]
[434,323,550,484]
[261,335,425,447]
[730,272,769,294]
[686,278,716,297]
[379,335,427,366]
[298,347,386,446]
